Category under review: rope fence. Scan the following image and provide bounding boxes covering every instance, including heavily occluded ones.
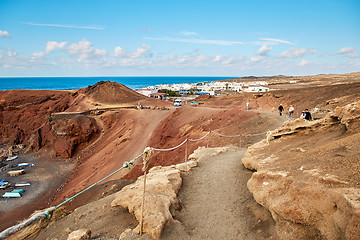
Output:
[0,128,269,239]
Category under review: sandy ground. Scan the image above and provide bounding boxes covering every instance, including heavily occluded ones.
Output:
[0,154,74,231]
[34,146,278,240]
[163,146,277,240]
[2,74,359,238]
[35,110,284,240]
[53,108,175,206]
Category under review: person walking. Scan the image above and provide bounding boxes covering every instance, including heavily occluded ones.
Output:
[300,111,306,120]
[288,105,294,118]
[246,102,249,111]
[304,109,312,120]
[278,104,284,116]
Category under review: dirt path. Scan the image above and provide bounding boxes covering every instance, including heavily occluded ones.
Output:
[162,146,277,240]
[161,111,285,239]
[34,110,284,239]
[53,108,175,205]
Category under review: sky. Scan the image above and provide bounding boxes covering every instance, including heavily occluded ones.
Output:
[0,0,359,77]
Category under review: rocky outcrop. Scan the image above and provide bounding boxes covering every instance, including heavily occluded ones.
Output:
[0,90,72,157]
[51,115,99,158]
[0,82,147,159]
[242,100,360,239]
[67,229,91,240]
[111,166,182,239]
[247,171,360,239]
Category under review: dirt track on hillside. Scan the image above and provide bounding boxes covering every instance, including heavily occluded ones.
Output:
[163,146,277,240]
[35,111,284,240]
[35,146,278,240]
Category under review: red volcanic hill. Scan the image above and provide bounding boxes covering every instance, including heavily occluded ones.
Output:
[0,81,151,159]
[80,80,146,104]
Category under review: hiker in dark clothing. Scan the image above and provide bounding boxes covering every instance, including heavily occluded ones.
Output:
[304,109,312,120]
[278,104,284,116]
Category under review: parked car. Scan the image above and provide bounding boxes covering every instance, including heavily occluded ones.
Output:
[174,99,184,107]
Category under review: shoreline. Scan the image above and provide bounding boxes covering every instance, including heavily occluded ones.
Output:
[0,76,236,92]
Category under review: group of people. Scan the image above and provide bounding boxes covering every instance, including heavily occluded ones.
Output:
[278,104,312,120]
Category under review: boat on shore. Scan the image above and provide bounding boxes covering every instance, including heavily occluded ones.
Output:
[6,156,18,161]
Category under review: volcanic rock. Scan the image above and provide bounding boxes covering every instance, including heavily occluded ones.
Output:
[51,115,99,158]
[242,100,360,239]
[67,229,91,240]
[111,166,182,239]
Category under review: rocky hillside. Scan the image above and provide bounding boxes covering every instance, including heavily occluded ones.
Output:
[79,80,145,104]
[0,81,149,159]
[1,73,360,239]
[242,99,360,239]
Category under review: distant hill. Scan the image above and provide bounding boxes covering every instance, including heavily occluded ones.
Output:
[81,80,146,104]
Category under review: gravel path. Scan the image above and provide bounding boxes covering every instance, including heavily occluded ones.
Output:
[163,146,277,240]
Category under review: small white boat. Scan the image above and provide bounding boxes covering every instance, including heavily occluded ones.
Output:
[8,169,25,176]
[6,156,18,161]
[15,182,31,187]
[2,192,21,198]
[0,182,10,189]
[18,163,30,167]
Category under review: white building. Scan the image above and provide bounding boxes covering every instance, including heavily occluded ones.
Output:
[135,89,158,97]
[244,86,269,93]
[147,80,268,94]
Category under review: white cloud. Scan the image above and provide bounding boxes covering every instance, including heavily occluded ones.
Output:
[8,49,16,57]
[250,56,265,62]
[145,37,245,45]
[130,44,152,58]
[95,48,107,56]
[259,38,295,45]
[280,48,317,58]
[33,52,45,58]
[21,22,105,30]
[329,47,360,58]
[113,46,127,57]
[112,45,151,58]
[347,52,360,58]
[45,41,67,53]
[180,31,200,37]
[213,55,224,62]
[60,57,75,64]
[65,39,109,63]
[222,57,236,64]
[3,37,359,76]
[212,56,245,65]
[330,47,355,55]
[68,39,94,55]
[258,45,272,56]
[0,30,10,38]
[299,59,311,66]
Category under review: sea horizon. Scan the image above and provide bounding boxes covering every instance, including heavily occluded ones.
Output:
[0,76,237,91]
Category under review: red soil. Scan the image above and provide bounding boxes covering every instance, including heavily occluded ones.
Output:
[1,74,360,233]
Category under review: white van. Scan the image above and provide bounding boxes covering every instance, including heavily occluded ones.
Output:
[174,99,184,107]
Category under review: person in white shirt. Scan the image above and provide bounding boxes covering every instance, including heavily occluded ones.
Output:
[288,106,294,118]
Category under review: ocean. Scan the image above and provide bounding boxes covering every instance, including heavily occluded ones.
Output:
[0,76,236,91]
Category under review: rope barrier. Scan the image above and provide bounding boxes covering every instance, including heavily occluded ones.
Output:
[187,131,211,142]
[139,147,153,236]
[0,151,145,239]
[153,139,188,152]
[211,130,268,138]
[184,141,188,172]
[1,127,270,239]
[53,151,145,210]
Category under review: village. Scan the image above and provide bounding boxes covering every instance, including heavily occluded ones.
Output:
[135,80,270,101]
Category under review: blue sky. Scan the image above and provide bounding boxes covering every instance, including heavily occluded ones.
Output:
[0,0,359,76]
